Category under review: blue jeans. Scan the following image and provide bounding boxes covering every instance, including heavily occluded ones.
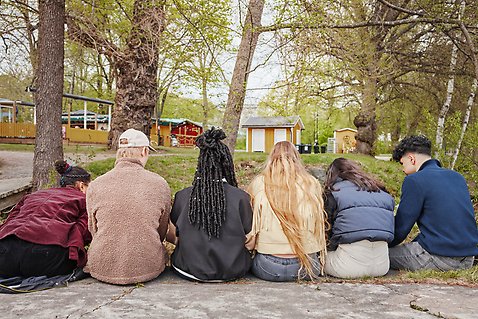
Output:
[389,242,475,271]
[252,253,321,282]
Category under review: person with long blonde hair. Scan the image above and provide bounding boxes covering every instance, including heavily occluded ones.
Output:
[246,141,327,281]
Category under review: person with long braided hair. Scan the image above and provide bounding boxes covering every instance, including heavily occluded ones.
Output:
[168,127,253,282]
[0,160,91,277]
[246,141,327,281]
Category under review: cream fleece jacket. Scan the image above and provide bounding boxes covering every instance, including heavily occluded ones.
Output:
[85,157,171,285]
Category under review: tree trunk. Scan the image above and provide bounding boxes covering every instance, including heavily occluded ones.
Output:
[354,73,378,155]
[202,77,209,129]
[435,0,465,157]
[221,0,265,152]
[32,0,65,190]
[450,77,477,169]
[108,1,165,149]
[435,41,458,155]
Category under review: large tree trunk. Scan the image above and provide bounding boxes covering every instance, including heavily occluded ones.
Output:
[354,72,378,155]
[32,0,65,190]
[221,0,265,152]
[108,1,165,149]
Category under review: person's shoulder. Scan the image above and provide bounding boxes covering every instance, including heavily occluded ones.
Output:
[143,170,170,185]
[247,175,264,191]
[173,186,193,200]
[224,183,249,199]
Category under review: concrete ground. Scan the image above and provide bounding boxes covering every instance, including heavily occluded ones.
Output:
[1,269,477,319]
[1,150,477,318]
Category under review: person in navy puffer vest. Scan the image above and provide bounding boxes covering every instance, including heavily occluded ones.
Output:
[323,158,395,278]
[389,135,478,271]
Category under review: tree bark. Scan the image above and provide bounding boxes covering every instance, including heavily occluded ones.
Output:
[108,1,165,149]
[354,70,379,155]
[32,0,65,190]
[221,0,265,152]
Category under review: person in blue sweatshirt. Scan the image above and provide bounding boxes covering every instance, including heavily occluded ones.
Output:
[389,135,478,271]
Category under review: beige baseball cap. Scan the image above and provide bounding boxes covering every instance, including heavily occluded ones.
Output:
[118,128,156,151]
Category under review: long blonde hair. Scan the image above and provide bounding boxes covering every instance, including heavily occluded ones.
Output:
[262,141,327,278]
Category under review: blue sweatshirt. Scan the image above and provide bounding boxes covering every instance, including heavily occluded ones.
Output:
[390,159,478,256]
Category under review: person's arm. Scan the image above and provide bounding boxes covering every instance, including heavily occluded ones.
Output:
[166,191,183,244]
[389,177,424,247]
[166,221,178,245]
[157,183,172,242]
[238,193,255,250]
[245,180,259,251]
[1,195,27,225]
[75,205,92,245]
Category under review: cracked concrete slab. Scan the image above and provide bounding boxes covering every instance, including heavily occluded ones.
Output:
[2,269,477,318]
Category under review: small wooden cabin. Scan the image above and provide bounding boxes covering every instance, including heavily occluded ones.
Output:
[152,118,203,147]
[334,127,357,153]
[242,116,305,153]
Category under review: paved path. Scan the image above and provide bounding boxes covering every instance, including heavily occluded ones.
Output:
[1,270,477,318]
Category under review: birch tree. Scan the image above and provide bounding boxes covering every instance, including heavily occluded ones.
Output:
[435,1,466,157]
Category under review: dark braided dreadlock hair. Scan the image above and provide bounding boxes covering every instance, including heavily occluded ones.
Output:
[188,127,238,239]
[55,160,91,187]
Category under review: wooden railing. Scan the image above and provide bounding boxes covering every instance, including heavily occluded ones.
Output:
[1,123,197,147]
[176,133,197,147]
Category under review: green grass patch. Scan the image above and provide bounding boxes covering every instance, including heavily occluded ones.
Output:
[0,143,109,154]
[402,265,478,284]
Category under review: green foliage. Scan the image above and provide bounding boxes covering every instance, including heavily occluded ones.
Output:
[235,135,246,150]
[161,93,220,124]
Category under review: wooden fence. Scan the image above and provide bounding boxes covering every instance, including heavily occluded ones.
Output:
[0,123,36,138]
[0,123,196,147]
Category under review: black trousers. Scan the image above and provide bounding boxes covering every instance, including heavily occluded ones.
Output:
[0,235,76,277]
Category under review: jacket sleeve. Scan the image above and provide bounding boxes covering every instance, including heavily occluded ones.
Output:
[1,195,27,225]
[389,177,423,247]
[170,191,182,226]
[73,204,92,245]
[239,193,253,234]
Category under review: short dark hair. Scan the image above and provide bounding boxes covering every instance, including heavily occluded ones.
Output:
[392,135,432,162]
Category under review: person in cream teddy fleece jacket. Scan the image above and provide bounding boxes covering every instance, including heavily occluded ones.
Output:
[85,128,171,285]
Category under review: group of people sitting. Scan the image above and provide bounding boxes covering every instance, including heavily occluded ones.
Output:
[0,129,477,285]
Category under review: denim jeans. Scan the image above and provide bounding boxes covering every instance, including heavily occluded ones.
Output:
[389,242,474,271]
[252,253,321,282]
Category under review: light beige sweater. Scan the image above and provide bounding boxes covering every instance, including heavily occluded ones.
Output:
[85,158,171,285]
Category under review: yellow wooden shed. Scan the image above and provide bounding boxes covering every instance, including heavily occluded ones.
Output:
[333,127,357,153]
[241,116,305,153]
